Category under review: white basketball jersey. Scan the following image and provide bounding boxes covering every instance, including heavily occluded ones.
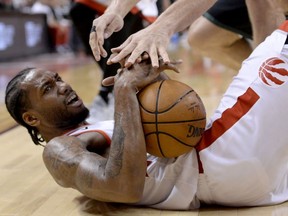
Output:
[66,120,114,141]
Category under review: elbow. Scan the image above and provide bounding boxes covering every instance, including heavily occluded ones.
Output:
[112,179,145,203]
[78,173,145,204]
[121,170,146,203]
[84,184,144,204]
[112,178,145,203]
[109,192,142,204]
[122,188,144,203]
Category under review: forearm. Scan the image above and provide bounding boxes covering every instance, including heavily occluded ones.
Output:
[106,83,147,200]
[105,0,140,18]
[151,0,216,37]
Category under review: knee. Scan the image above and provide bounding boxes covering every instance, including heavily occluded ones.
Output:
[187,25,203,49]
[187,18,214,52]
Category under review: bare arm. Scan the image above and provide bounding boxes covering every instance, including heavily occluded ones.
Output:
[108,0,217,68]
[151,0,216,37]
[105,0,139,17]
[246,0,285,47]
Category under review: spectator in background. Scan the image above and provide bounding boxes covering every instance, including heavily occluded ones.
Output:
[15,0,36,13]
[0,0,16,10]
[30,0,72,53]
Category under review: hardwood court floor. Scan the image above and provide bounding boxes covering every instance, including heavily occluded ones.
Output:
[1,49,288,215]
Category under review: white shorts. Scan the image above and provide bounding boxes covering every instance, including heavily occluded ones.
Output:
[196,21,288,207]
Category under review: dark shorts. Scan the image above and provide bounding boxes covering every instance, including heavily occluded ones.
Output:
[204,0,252,39]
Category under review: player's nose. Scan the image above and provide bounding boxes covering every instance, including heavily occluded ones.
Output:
[58,82,70,95]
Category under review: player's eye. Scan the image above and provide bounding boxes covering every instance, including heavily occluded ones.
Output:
[43,85,52,93]
[56,77,62,82]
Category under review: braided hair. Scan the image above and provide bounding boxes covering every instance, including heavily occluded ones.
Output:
[5,68,45,146]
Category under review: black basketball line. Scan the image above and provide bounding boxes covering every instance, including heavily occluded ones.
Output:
[139,89,196,114]
[142,117,206,124]
[155,80,165,157]
[145,131,196,147]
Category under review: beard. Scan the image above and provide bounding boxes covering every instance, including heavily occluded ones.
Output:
[47,106,90,129]
[65,106,90,126]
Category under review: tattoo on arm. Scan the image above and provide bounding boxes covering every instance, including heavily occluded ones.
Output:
[106,112,125,177]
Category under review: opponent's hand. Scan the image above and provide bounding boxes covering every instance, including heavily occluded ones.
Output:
[107,25,171,68]
[89,13,124,61]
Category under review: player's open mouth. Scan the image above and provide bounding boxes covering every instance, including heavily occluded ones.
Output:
[67,92,82,106]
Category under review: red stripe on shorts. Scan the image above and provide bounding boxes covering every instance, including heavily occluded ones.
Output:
[195,87,259,173]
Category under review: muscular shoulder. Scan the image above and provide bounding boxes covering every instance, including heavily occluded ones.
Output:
[42,136,87,188]
[42,134,109,188]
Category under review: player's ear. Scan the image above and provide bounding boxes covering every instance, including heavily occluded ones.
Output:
[22,112,40,127]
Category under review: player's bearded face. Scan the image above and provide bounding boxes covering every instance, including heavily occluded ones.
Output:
[42,105,90,129]
[23,69,90,129]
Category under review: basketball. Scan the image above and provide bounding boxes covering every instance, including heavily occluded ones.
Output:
[137,79,206,158]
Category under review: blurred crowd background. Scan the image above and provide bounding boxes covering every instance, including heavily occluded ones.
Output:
[0,0,178,62]
[0,0,82,60]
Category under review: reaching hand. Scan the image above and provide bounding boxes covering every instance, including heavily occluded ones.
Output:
[89,13,124,61]
[107,25,171,68]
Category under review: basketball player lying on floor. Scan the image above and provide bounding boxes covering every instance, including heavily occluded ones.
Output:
[5,21,288,210]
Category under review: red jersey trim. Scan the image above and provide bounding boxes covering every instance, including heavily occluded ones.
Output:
[279,21,288,32]
[75,0,106,14]
[94,130,112,145]
[66,128,111,146]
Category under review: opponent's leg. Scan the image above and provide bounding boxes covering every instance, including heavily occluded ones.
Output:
[188,16,252,71]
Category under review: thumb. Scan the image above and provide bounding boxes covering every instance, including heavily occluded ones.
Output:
[102,76,115,86]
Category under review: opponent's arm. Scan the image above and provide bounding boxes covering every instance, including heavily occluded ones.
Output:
[105,0,139,18]
[108,0,217,68]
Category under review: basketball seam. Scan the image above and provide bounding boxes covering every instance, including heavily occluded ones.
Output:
[140,89,196,114]
[145,131,197,147]
[142,117,206,124]
[155,80,164,157]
